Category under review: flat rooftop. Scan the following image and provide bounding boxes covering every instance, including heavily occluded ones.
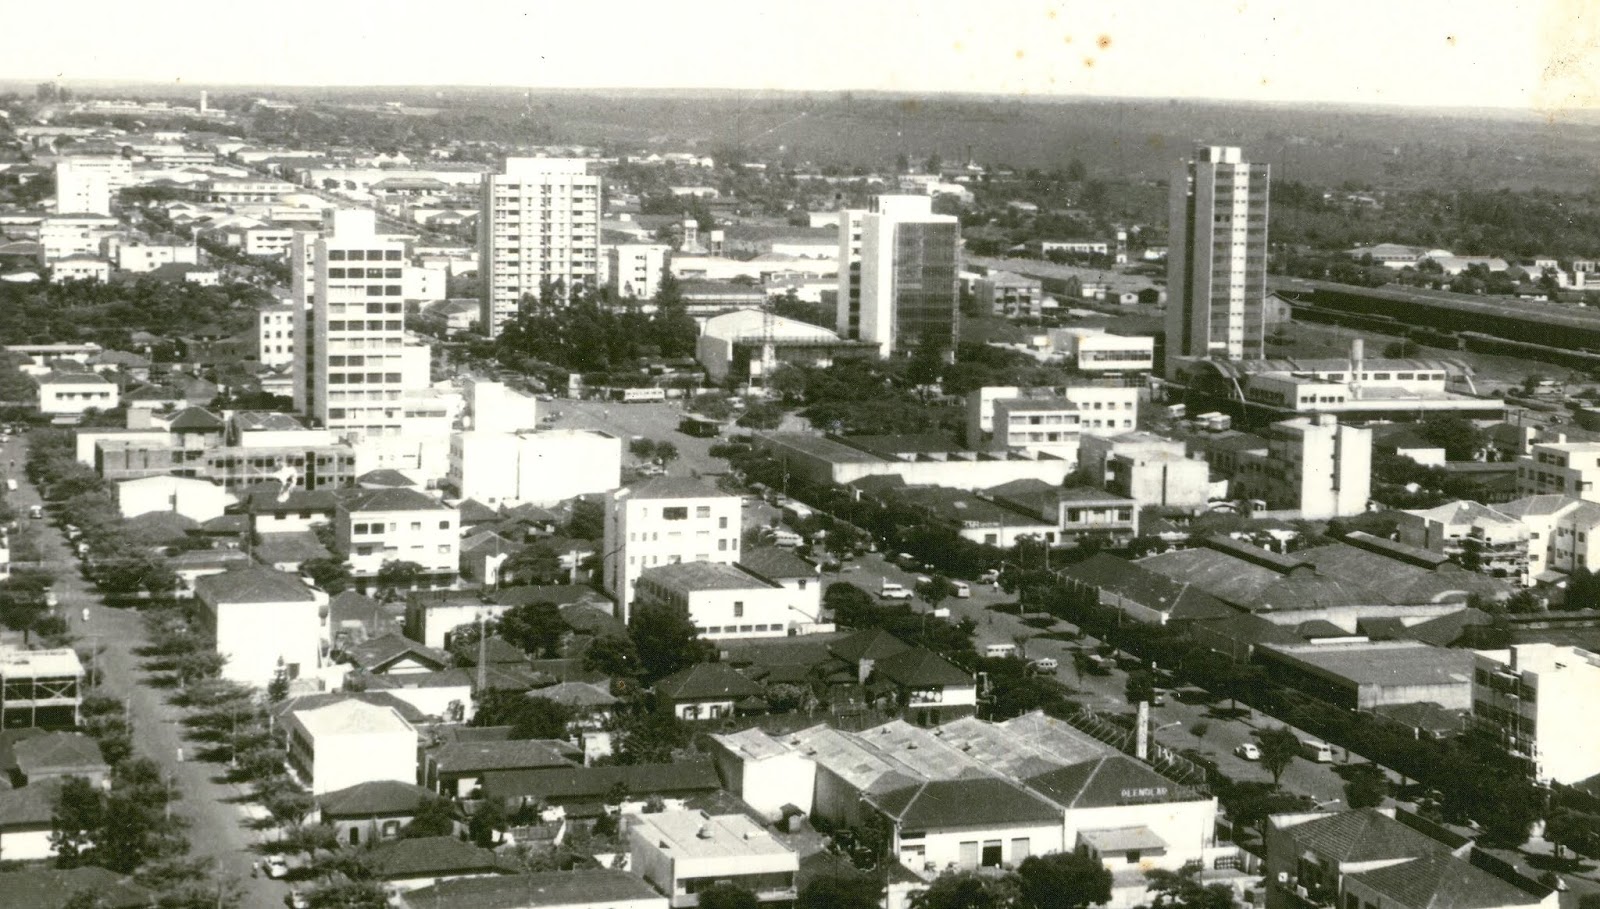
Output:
[1261,641,1473,689]
[629,810,796,862]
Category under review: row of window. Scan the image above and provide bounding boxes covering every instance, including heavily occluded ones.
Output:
[327,249,402,261]
[699,624,782,634]
[327,373,404,385]
[352,521,453,534]
[329,268,404,279]
[328,320,404,332]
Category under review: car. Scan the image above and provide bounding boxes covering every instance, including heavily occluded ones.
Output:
[1029,657,1059,672]
[914,575,933,587]
[977,569,1000,584]
[288,891,309,909]
[1234,742,1261,761]
[265,856,289,879]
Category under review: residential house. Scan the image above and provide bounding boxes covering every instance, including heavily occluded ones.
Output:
[315,779,440,847]
[0,778,65,860]
[335,488,460,584]
[655,662,765,721]
[603,479,743,620]
[628,810,799,908]
[193,568,324,687]
[363,835,506,891]
[480,761,723,820]
[424,738,577,799]
[285,699,420,795]
[1496,494,1600,584]
[870,647,978,725]
[11,733,109,789]
[397,869,667,909]
[36,372,118,416]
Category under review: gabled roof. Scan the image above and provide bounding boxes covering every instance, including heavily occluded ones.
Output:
[872,647,972,688]
[194,567,316,604]
[253,530,331,565]
[0,777,64,828]
[656,662,764,701]
[317,780,436,818]
[337,487,450,513]
[1281,808,1449,864]
[461,531,522,558]
[1344,848,1543,909]
[1059,553,1235,622]
[739,546,817,580]
[1024,754,1199,809]
[167,407,225,431]
[13,732,106,776]
[356,468,415,488]
[479,759,721,802]
[273,691,429,724]
[830,628,913,664]
[290,699,416,738]
[456,498,501,524]
[344,632,451,673]
[364,835,503,880]
[0,867,152,909]
[429,740,576,775]
[403,869,663,909]
[871,777,1060,829]
[525,681,618,709]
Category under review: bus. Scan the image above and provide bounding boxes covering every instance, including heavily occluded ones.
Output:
[612,387,666,403]
[1299,738,1334,763]
[678,415,722,437]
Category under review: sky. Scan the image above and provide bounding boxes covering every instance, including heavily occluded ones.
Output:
[4,0,1596,111]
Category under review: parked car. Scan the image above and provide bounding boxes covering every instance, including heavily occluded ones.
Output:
[1029,657,1059,672]
[288,890,309,909]
[265,857,289,879]
[1234,742,1261,761]
[978,568,1000,584]
[951,581,971,598]
[879,583,913,601]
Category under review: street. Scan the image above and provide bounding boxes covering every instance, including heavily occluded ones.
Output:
[4,433,289,909]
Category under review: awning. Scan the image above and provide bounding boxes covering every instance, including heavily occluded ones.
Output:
[1078,826,1168,854]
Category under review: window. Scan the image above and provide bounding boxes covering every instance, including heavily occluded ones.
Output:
[410,522,422,531]
[718,539,728,551]
[981,841,1003,867]
[439,521,450,530]
[696,506,711,518]
[719,517,728,529]
[662,507,688,520]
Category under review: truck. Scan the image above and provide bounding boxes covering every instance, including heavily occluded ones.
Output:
[879,583,913,601]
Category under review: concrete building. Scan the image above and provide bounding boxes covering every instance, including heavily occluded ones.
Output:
[607,242,670,301]
[480,158,602,336]
[256,301,298,369]
[1474,643,1600,784]
[116,243,198,274]
[1164,145,1270,375]
[36,372,118,416]
[604,478,742,619]
[114,475,231,523]
[54,159,113,216]
[695,309,874,387]
[629,811,797,908]
[1049,327,1156,373]
[966,385,1140,452]
[1497,495,1600,582]
[448,429,621,507]
[0,648,84,728]
[292,209,434,453]
[1257,641,1474,711]
[1397,500,1531,583]
[1079,433,1211,512]
[1515,440,1600,502]
[1230,415,1371,519]
[463,379,539,433]
[855,195,959,357]
[285,699,419,795]
[49,255,111,284]
[834,210,867,339]
[634,557,821,640]
[334,488,460,583]
[757,432,1075,491]
[193,568,325,687]
[976,271,1044,318]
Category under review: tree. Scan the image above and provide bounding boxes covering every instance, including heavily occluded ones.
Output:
[698,882,759,909]
[305,881,389,909]
[1257,726,1301,787]
[915,575,957,613]
[628,438,658,461]
[583,635,638,677]
[628,600,709,682]
[1143,867,1234,909]
[401,798,457,838]
[610,709,691,765]
[301,557,353,595]
[737,403,784,430]
[497,601,569,657]
[468,800,507,848]
[472,688,575,740]
[908,871,1020,909]
[798,871,883,909]
[1343,764,1388,809]
[172,650,227,688]
[51,776,106,867]
[375,560,426,600]
[1016,851,1111,909]
[1124,670,1156,707]
[653,440,679,466]
[1417,415,1486,462]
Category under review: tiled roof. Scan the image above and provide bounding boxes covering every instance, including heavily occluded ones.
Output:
[12,732,106,776]
[456,498,501,524]
[167,407,225,431]
[273,691,429,725]
[364,835,503,880]
[338,487,450,513]
[655,662,763,701]
[429,740,575,775]
[524,681,617,709]
[1060,553,1235,621]
[1024,754,1198,809]
[290,699,415,738]
[1282,808,1447,864]
[479,759,721,803]
[872,647,972,688]
[356,469,415,488]
[194,567,316,604]
[344,632,451,673]
[1345,848,1543,909]
[829,628,913,664]
[401,869,662,909]
[317,780,436,818]
[0,777,65,828]
[640,560,766,593]
[739,546,817,579]
[0,867,152,909]
[252,530,331,565]
[871,777,1060,829]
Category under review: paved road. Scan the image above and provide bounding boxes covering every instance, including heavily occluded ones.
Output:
[4,434,290,909]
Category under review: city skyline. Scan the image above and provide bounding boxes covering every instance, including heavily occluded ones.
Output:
[5,0,1591,113]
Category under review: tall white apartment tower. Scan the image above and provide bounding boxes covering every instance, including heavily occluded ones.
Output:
[856,195,960,358]
[54,159,113,216]
[834,209,866,339]
[479,158,602,337]
[603,478,742,621]
[292,209,421,441]
[1164,146,1270,378]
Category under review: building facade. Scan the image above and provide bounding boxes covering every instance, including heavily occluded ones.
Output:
[856,195,960,358]
[1231,415,1372,519]
[603,479,743,620]
[1164,145,1270,375]
[1473,643,1600,785]
[479,158,602,336]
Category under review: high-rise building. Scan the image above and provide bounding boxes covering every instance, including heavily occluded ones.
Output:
[54,158,122,216]
[292,209,428,444]
[1164,146,1270,377]
[602,478,742,621]
[855,196,959,357]
[479,158,602,337]
[606,242,670,302]
[834,209,866,338]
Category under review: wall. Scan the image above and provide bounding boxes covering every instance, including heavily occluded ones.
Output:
[684,585,797,639]
[310,727,418,795]
[898,820,1064,874]
[207,596,322,687]
[710,746,816,822]
[341,507,459,577]
[116,476,231,523]
[0,828,55,861]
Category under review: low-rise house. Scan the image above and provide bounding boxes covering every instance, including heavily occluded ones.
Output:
[363,835,506,891]
[481,760,723,820]
[37,371,118,416]
[398,869,667,909]
[315,779,440,846]
[524,682,619,731]
[335,488,460,585]
[343,632,451,675]
[870,646,977,725]
[0,778,65,860]
[11,732,109,789]
[358,669,475,723]
[628,810,799,908]
[871,776,1064,874]
[285,699,419,795]
[193,568,324,687]
[655,662,765,720]
[1264,808,1553,909]
[424,738,577,798]
[635,561,813,641]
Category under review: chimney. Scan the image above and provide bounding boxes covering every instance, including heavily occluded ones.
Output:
[1135,700,1150,760]
[1350,338,1364,376]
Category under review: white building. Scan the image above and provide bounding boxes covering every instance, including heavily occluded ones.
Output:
[1164,145,1270,375]
[853,195,959,357]
[257,301,298,369]
[966,385,1139,454]
[114,475,231,523]
[1049,327,1156,373]
[463,379,539,433]
[243,227,296,258]
[39,214,120,262]
[1515,440,1600,503]
[1231,415,1371,519]
[1079,432,1212,512]
[628,811,798,908]
[608,242,670,301]
[1473,644,1600,785]
[285,699,419,795]
[36,372,118,416]
[480,158,602,336]
[49,255,111,284]
[603,478,743,620]
[55,158,116,216]
[116,243,199,274]
[1497,495,1600,581]
[448,429,621,508]
[634,558,820,641]
[193,568,325,687]
[695,309,868,386]
[335,488,460,582]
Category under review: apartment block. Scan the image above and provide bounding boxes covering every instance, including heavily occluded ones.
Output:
[480,158,602,336]
[603,479,742,620]
[257,302,297,369]
[448,429,621,507]
[607,242,670,301]
[1231,415,1372,519]
[1474,643,1600,785]
[335,488,460,582]
[856,195,959,357]
[1515,440,1600,502]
